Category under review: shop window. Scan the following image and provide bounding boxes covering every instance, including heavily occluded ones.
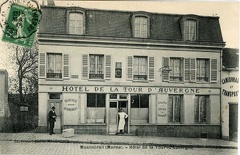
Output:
[131,94,149,124]
[168,95,182,123]
[68,12,84,35]
[196,59,210,82]
[47,53,62,78]
[194,96,208,123]
[183,19,197,41]
[87,94,106,123]
[133,16,149,38]
[49,93,61,99]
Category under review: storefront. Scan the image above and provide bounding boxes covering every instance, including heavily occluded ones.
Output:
[38,85,221,138]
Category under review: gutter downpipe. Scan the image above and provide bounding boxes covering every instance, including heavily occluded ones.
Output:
[220,47,224,140]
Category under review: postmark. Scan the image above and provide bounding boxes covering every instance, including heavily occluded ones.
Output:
[0,0,41,47]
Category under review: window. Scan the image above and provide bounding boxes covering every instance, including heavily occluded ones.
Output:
[47,54,62,78]
[134,16,149,38]
[131,94,149,123]
[49,93,61,99]
[133,56,147,80]
[87,94,106,123]
[196,59,210,82]
[68,12,84,34]
[89,55,104,79]
[168,95,182,123]
[183,20,197,41]
[127,56,154,81]
[169,58,183,82]
[194,96,208,123]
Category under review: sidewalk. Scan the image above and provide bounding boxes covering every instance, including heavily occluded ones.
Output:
[0,132,238,149]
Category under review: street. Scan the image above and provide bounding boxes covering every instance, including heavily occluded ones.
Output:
[0,141,237,155]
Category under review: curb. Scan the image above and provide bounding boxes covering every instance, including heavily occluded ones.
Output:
[12,139,238,149]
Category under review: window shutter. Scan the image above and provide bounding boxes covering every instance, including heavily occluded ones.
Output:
[39,53,46,78]
[148,57,154,81]
[190,58,196,82]
[63,54,70,79]
[162,57,170,81]
[127,56,133,80]
[82,54,88,79]
[184,58,190,81]
[210,59,218,82]
[105,55,111,79]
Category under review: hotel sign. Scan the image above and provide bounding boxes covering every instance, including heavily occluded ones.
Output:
[61,86,203,94]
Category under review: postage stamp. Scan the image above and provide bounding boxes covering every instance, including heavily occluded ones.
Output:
[0,1,41,47]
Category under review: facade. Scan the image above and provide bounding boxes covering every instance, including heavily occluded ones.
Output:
[0,69,10,132]
[221,48,238,141]
[37,6,225,138]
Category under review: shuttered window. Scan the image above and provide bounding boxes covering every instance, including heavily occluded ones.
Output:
[196,59,210,82]
[169,58,183,82]
[127,56,133,80]
[47,53,62,79]
[39,53,46,78]
[69,12,84,34]
[148,57,155,80]
[63,54,70,78]
[134,16,148,38]
[133,56,147,80]
[210,59,218,82]
[82,54,111,80]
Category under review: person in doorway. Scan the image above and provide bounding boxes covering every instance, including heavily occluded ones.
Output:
[48,106,57,135]
[117,108,128,135]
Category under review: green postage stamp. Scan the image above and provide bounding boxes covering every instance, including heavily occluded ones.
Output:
[2,3,41,47]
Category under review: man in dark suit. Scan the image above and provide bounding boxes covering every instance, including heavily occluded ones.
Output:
[48,106,57,135]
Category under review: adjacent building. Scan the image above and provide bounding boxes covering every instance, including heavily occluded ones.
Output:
[37,5,225,138]
[221,48,238,141]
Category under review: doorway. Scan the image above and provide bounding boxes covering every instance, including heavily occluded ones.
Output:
[109,101,128,134]
[229,103,238,141]
[48,102,62,133]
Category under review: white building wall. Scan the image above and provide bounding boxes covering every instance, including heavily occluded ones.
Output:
[221,70,239,140]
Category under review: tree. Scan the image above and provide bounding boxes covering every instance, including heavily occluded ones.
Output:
[10,42,38,104]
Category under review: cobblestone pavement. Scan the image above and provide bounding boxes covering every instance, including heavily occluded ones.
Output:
[0,141,238,155]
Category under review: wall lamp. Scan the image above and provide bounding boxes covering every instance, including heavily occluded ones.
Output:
[158,66,172,76]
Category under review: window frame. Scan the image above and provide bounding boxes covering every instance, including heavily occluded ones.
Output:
[133,56,148,81]
[89,54,104,79]
[67,9,85,35]
[46,53,62,79]
[194,95,209,124]
[181,17,199,41]
[196,58,210,82]
[169,57,183,82]
[168,95,183,123]
[132,14,150,38]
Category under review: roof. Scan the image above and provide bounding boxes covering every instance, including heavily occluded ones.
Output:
[222,48,239,69]
[38,6,225,46]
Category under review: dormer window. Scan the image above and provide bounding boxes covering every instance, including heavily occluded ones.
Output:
[67,10,85,35]
[133,15,150,38]
[183,19,197,41]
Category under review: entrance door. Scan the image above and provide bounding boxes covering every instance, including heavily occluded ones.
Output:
[229,103,238,141]
[48,102,62,133]
[109,101,128,134]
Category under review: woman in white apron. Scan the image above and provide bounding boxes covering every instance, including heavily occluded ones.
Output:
[117,108,128,134]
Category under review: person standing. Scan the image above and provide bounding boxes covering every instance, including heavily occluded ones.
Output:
[48,106,57,135]
[117,108,128,134]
